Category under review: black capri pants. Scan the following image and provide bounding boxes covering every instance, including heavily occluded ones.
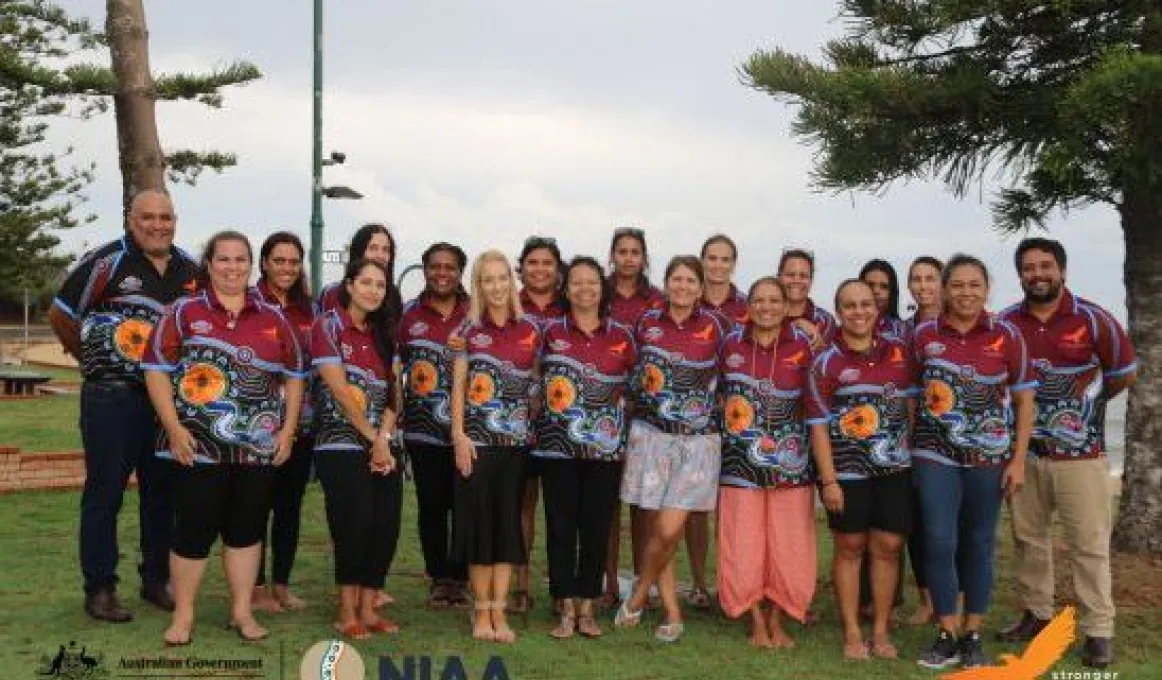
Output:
[172,463,276,559]
[452,446,526,566]
[315,450,403,588]
[541,457,622,599]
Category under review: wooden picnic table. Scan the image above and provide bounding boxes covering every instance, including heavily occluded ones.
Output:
[0,371,51,396]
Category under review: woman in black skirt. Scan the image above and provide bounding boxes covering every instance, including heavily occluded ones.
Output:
[450,249,542,644]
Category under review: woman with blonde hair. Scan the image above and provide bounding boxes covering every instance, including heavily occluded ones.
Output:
[450,249,542,643]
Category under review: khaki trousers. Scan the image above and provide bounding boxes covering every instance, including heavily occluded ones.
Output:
[1010,456,1115,637]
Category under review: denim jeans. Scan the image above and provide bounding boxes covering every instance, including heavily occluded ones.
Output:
[913,460,1004,617]
[79,382,174,595]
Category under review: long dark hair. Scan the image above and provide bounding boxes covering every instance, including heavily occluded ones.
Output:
[348,223,396,288]
[421,241,469,299]
[609,228,651,295]
[559,256,612,318]
[197,230,252,292]
[337,258,398,368]
[258,231,309,304]
[859,258,900,320]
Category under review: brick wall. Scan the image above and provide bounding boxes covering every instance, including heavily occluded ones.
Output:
[0,446,136,493]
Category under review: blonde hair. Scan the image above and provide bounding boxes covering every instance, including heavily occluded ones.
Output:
[468,249,522,324]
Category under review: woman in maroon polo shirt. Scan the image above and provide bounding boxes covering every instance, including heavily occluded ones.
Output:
[860,259,907,341]
[717,277,816,649]
[614,255,726,643]
[604,226,663,607]
[320,223,403,321]
[686,233,748,610]
[808,279,917,660]
[533,256,637,640]
[450,249,542,644]
[910,254,1035,669]
[143,231,306,646]
[778,248,837,349]
[311,258,402,639]
[251,232,316,613]
[399,242,471,609]
[903,255,944,626]
[514,236,564,615]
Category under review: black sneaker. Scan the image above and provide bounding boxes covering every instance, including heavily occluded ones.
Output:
[959,631,988,668]
[917,629,961,670]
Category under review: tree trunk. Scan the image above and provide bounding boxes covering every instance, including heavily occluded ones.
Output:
[106,0,165,219]
[1112,185,1162,554]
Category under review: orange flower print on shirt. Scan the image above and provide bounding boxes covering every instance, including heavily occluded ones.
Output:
[546,375,577,414]
[839,404,879,440]
[641,363,665,395]
[114,318,153,362]
[467,372,496,406]
[348,384,368,414]
[179,363,227,406]
[410,360,438,397]
[724,395,755,435]
[925,380,956,417]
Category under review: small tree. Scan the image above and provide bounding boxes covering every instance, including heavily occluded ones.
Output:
[743,2,1161,552]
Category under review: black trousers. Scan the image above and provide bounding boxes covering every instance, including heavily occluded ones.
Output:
[315,451,403,588]
[409,441,467,582]
[540,457,622,599]
[79,382,174,594]
[257,435,314,586]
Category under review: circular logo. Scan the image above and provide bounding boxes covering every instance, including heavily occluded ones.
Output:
[301,640,365,680]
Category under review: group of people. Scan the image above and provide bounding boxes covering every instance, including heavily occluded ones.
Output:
[50,189,1135,671]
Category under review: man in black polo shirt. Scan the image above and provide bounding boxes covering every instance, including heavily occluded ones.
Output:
[49,190,199,622]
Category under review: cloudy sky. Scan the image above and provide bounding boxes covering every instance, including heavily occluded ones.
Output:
[46,0,1128,315]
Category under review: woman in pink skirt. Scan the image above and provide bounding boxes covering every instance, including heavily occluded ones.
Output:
[716,277,817,648]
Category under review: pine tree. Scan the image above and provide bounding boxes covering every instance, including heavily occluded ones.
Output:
[743,2,1161,552]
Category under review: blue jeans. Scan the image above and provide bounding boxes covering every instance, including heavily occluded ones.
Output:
[914,460,1004,617]
[79,382,174,595]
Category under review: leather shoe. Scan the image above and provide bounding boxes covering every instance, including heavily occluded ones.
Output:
[84,590,133,623]
[1082,636,1115,668]
[141,582,175,612]
[995,610,1049,642]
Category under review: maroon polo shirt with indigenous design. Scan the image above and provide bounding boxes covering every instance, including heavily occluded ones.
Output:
[631,306,727,436]
[310,308,393,452]
[911,314,1037,467]
[253,279,318,433]
[398,293,470,446]
[532,316,637,462]
[701,284,749,329]
[718,323,814,489]
[785,298,838,346]
[519,289,565,327]
[806,335,917,479]
[609,283,665,328]
[999,289,1137,461]
[875,315,908,342]
[143,289,307,465]
[454,315,542,448]
[54,235,199,385]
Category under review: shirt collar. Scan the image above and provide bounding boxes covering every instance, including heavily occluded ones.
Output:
[833,332,888,361]
[937,312,993,335]
[203,286,258,315]
[520,288,559,314]
[660,303,705,327]
[742,321,795,348]
[565,313,610,338]
[419,290,469,318]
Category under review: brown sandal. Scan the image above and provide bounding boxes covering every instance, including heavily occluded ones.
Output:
[549,612,576,640]
[843,640,870,661]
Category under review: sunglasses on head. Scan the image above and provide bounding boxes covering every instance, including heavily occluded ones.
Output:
[523,236,557,249]
[613,227,645,239]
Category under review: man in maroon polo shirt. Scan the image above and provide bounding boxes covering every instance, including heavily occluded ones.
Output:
[49,190,198,622]
[997,238,1137,669]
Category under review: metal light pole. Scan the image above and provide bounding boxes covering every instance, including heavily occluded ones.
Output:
[309,0,324,295]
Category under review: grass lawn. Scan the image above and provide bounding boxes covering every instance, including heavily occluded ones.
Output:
[1,480,1160,680]
[0,394,80,452]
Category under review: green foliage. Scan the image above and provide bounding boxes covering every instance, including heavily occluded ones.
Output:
[742,1,1162,232]
[0,1,99,300]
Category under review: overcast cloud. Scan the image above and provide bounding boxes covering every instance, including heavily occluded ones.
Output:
[46,0,1127,313]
